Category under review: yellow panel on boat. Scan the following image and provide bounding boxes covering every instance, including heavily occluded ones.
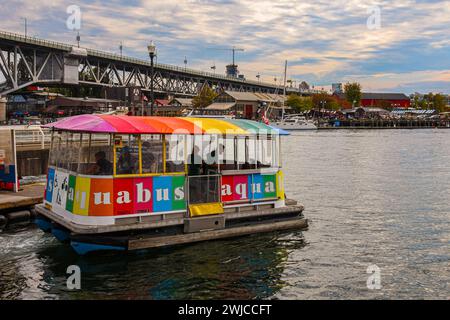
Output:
[73,176,91,216]
[189,202,224,217]
[276,170,285,200]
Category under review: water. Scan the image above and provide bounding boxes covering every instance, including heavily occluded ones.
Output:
[1,129,449,299]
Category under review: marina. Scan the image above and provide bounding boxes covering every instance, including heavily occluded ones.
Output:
[0,0,449,304]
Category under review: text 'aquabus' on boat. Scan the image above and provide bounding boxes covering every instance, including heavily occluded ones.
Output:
[35,115,307,255]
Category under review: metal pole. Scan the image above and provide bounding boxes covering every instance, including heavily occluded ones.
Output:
[22,18,27,38]
[150,53,155,116]
[282,60,287,120]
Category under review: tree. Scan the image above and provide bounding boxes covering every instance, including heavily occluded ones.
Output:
[433,93,447,113]
[192,85,218,109]
[286,94,313,112]
[328,96,341,110]
[344,82,362,107]
[311,93,338,110]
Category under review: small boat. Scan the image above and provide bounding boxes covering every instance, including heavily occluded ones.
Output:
[271,115,317,130]
[35,115,307,255]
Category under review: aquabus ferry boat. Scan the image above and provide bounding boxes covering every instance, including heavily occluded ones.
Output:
[35,115,307,254]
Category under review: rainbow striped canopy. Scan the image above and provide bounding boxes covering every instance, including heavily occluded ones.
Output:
[44,115,289,135]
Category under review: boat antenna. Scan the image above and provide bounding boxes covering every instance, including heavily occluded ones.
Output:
[282,60,287,120]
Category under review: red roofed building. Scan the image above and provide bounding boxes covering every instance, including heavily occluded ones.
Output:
[335,93,411,109]
[154,99,171,107]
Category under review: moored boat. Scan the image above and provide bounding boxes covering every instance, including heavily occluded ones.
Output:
[271,115,318,130]
[35,115,307,254]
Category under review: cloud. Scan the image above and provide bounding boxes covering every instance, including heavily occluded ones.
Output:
[0,0,449,93]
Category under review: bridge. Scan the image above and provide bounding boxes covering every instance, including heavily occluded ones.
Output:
[0,30,282,97]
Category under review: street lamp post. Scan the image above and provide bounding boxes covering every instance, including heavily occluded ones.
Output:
[21,17,27,38]
[148,41,156,116]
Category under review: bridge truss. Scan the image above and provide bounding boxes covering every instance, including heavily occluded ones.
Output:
[0,31,280,97]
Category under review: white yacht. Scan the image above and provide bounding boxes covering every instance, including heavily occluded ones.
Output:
[271,115,318,130]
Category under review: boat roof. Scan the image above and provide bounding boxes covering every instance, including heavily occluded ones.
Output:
[43,114,289,136]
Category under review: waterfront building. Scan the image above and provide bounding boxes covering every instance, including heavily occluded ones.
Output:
[335,92,411,109]
[170,98,193,109]
[207,91,286,119]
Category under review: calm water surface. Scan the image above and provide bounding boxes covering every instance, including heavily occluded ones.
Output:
[0,129,449,299]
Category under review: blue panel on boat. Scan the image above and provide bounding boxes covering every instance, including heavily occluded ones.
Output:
[251,174,264,199]
[51,227,70,242]
[71,241,126,255]
[45,168,55,202]
[152,176,172,212]
[35,217,52,232]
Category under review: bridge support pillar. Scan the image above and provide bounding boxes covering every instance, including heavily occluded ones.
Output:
[0,97,6,122]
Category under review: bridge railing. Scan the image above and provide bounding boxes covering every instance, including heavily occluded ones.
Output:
[0,30,71,51]
[86,47,275,87]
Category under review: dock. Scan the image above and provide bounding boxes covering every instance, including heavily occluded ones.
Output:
[318,119,450,129]
[0,183,44,227]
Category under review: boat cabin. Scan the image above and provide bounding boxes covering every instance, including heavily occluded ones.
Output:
[41,115,289,227]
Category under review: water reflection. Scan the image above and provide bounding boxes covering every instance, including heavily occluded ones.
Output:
[1,226,306,299]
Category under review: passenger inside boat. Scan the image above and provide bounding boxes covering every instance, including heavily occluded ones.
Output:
[188,145,203,176]
[116,146,134,174]
[87,151,113,175]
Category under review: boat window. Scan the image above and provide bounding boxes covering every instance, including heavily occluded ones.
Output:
[188,175,220,204]
[57,131,69,170]
[204,135,219,175]
[115,134,139,175]
[165,135,186,173]
[67,132,81,172]
[236,137,246,168]
[49,131,62,167]
[90,134,113,175]
[186,135,221,175]
[219,136,237,170]
[78,134,113,175]
[256,135,272,168]
[78,134,92,174]
[187,135,201,175]
[243,136,257,169]
[141,134,163,174]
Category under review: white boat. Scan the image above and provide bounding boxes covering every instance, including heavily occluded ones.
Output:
[271,116,317,130]
[268,61,317,131]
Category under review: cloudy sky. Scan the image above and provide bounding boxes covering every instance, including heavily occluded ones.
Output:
[1,0,449,93]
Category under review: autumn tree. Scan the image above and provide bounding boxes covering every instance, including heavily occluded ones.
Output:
[311,93,340,110]
[192,85,218,109]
